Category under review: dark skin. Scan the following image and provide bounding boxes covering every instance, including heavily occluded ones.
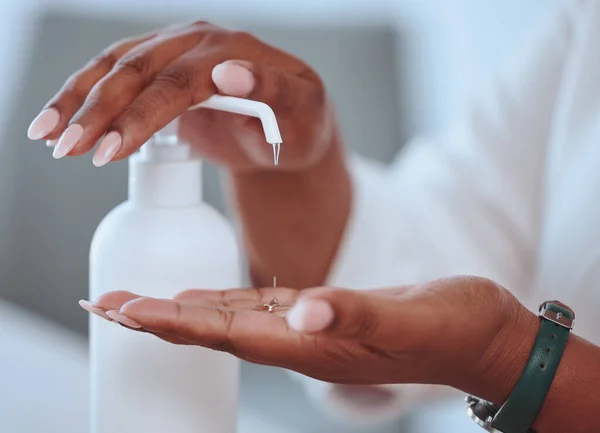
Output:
[32,20,348,289]
[29,22,600,432]
[83,277,600,433]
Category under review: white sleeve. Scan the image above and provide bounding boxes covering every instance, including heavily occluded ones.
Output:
[292,0,582,427]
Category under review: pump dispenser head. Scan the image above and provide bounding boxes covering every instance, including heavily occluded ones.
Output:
[140,117,188,163]
[143,95,283,165]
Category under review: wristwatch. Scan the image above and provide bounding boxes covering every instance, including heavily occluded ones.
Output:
[465,300,575,433]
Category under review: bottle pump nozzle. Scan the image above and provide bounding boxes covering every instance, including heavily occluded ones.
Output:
[149,95,283,165]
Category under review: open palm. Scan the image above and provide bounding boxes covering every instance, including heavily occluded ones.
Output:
[81,276,526,390]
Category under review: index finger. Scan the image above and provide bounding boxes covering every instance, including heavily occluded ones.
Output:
[63,24,219,159]
[30,34,154,142]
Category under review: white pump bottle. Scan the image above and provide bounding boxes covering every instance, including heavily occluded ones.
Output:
[89,96,282,433]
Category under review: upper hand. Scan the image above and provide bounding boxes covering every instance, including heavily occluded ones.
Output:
[27,21,331,171]
[81,276,537,395]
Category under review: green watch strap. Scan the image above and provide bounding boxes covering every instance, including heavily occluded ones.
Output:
[491,301,574,433]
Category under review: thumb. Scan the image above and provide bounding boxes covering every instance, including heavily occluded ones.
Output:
[286,288,412,343]
[211,59,323,114]
[211,60,256,97]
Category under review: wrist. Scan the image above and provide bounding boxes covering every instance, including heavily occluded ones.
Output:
[468,303,539,404]
[463,300,600,433]
[229,123,351,289]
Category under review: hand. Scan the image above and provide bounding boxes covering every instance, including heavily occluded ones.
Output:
[80,276,538,400]
[27,21,331,171]
[28,20,351,292]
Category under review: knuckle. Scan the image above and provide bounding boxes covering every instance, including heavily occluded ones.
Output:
[190,20,211,29]
[69,98,101,124]
[63,72,80,90]
[90,49,118,70]
[116,54,153,77]
[117,99,159,131]
[123,100,152,120]
[147,86,177,110]
[232,30,256,44]
[112,35,141,50]
[255,70,295,113]
[155,66,198,92]
[84,85,116,110]
[56,74,88,106]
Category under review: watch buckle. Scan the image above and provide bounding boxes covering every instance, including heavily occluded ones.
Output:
[538,301,574,329]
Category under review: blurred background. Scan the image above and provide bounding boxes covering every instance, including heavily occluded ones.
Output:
[0,0,553,431]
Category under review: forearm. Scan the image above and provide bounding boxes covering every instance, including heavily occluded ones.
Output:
[467,311,600,433]
[230,132,352,288]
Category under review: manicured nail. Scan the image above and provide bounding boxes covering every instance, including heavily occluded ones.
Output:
[53,124,83,159]
[212,62,255,96]
[106,310,142,329]
[286,298,334,333]
[93,131,122,167]
[28,108,60,140]
[46,139,58,147]
[79,299,112,321]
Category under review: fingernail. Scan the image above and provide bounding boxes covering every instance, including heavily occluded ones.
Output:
[28,108,60,140]
[93,131,122,167]
[286,298,334,333]
[212,62,255,96]
[53,124,83,159]
[105,310,142,329]
[79,299,112,322]
[46,139,58,147]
